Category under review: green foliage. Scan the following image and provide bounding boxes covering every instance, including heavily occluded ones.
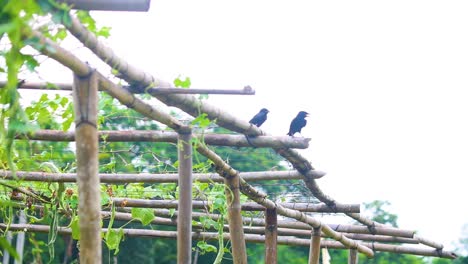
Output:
[174,76,191,88]
[75,10,111,38]
[0,236,20,260]
[131,208,155,226]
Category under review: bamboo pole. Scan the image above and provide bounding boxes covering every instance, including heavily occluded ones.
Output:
[2,80,255,95]
[110,198,359,213]
[348,249,359,264]
[223,170,248,263]
[58,0,151,11]
[148,208,416,240]
[309,227,321,264]
[177,130,193,264]
[73,71,101,263]
[0,169,323,183]
[125,85,255,95]
[4,201,421,245]
[17,129,311,149]
[0,81,73,90]
[0,224,458,259]
[265,208,277,264]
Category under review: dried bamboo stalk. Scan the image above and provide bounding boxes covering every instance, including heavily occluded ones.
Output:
[177,131,193,264]
[224,171,248,263]
[265,208,278,264]
[73,72,101,263]
[5,202,419,244]
[348,249,359,264]
[110,198,358,213]
[309,227,321,264]
[17,129,311,149]
[154,208,415,239]
[1,80,255,95]
[58,0,151,11]
[0,169,321,183]
[0,224,457,259]
[0,81,73,90]
[125,85,255,95]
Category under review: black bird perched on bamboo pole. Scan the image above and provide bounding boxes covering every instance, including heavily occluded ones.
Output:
[249,108,269,127]
[287,111,309,136]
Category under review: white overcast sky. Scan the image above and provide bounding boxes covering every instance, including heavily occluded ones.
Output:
[31,0,468,251]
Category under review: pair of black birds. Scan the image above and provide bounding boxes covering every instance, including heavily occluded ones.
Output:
[248,108,309,136]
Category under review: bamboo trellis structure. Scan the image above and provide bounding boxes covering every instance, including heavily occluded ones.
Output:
[0,5,459,264]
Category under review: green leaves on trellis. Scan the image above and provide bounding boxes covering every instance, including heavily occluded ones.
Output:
[105,228,124,255]
[70,215,80,240]
[191,113,211,129]
[131,208,155,226]
[75,11,111,38]
[174,76,191,88]
[0,236,20,261]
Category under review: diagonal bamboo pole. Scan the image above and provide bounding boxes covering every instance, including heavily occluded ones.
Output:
[72,71,101,263]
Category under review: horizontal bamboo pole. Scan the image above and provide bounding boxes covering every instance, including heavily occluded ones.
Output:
[6,202,421,245]
[0,224,457,259]
[160,209,414,239]
[1,80,255,95]
[17,129,311,149]
[0,81,73,90]
[111,198,359,213]
[58,0,151,11]
[0,170,324,183]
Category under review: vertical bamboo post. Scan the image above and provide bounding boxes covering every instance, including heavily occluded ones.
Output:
[14,211,26,264]
[73,72,101,263]
[348,249,359,264]
[308,226,321,264]
[177,129,193,264]
[265,208,277,264]
[224,174,247,263]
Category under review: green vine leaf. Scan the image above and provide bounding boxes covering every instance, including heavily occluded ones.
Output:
[0,236,20,260]
[131,207,155,226]
[174,76,191,88]
[70,215,80,240]
[104,228,124,255]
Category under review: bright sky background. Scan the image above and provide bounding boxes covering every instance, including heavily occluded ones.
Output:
[31,0,468,252]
